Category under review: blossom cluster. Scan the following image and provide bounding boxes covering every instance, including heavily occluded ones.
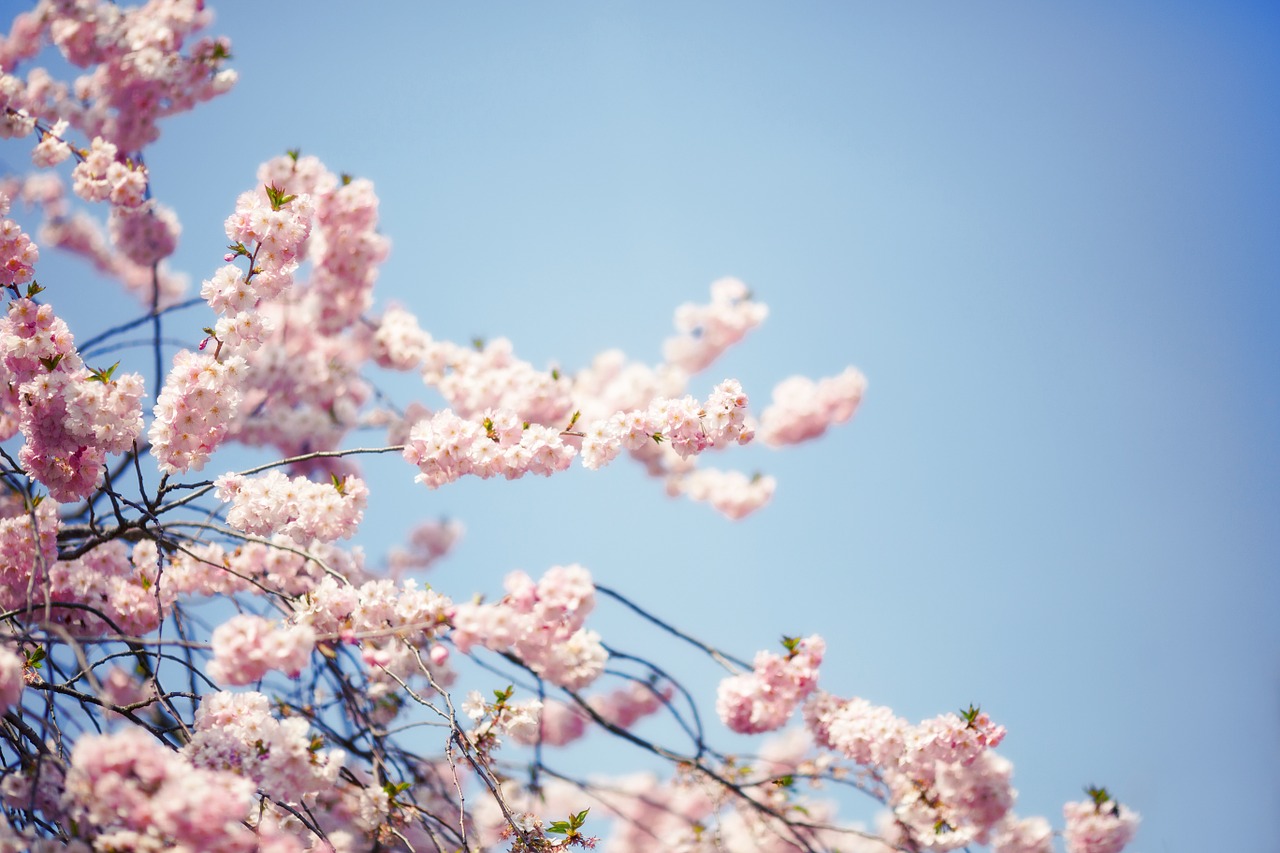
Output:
[403,407,576,488]
[464,688,544,749]
[185,690,348,815]
[307,176,390,333]
[671,467,777,520]
[0,495,59,615]
[69,136,146,206]
[1063,794,1141,853]
[0,646,24,711]
[759,366,868,447]
[0,191,37,289]
[48,539,159,636]
[291,573,454,714]
[505,681,675,748]
[207,614,316,685]
[427,336,575,426]
[1,296,145,500]
[147,348,245,473]
[204,185,315,354]
[579,378,754,469]
[3,173,189,307]
[0,0,236,152]
[451,565,607,690]
[68,135,181,268]
[386,517,464,574]
[62,728,258,853]
[716,634,825,734]
[805,692,1018,848]
[662,276,768,373]
[231,299,372,464]
[214,470,369,543]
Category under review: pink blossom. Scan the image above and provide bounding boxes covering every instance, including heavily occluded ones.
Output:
[588,681,675,730]
[0,296,143,500]
[97,666,151,713]
[186,691,346,810]
[106,199,180,266]
[34,199,189,308]
[577,379,754,473]
[759,367,868,447]
[673,467,776,519]
[307,175,390,332]
[0,496,59,615]
[215,470,369,543]
[223,187,315,280]
[148,349,245,474]
[70,137,147,206]
[0,648,24,711]
[449,565,608,690]
[903,707,1008,784]
[31,119,73,166]
[992,815,1055,853]
[369,304,431,370]
[48,539,161,636]
[0,193,38,289]
[63,729,257,852]
[225,298,372,462]
[429,336,574,425]
[207,614,316,685]
[514,699,589,747]
[805,691,909,767]
[403,407,576,488]
[663,277,769,373]
[1063,794,1140,853]
[386,517,464,574]
[716,634,825,734]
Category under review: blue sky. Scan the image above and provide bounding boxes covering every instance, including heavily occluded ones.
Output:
[9,1,1280,850]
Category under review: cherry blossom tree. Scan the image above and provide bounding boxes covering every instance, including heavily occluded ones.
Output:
[0,2,1140,852]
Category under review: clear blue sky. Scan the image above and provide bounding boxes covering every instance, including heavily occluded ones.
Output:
[11,2,1280,850]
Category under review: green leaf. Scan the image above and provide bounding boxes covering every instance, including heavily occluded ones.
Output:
[38,354,63,372]
[264,183,298,211]
[88,361,120,383]
[25,281,44,298]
